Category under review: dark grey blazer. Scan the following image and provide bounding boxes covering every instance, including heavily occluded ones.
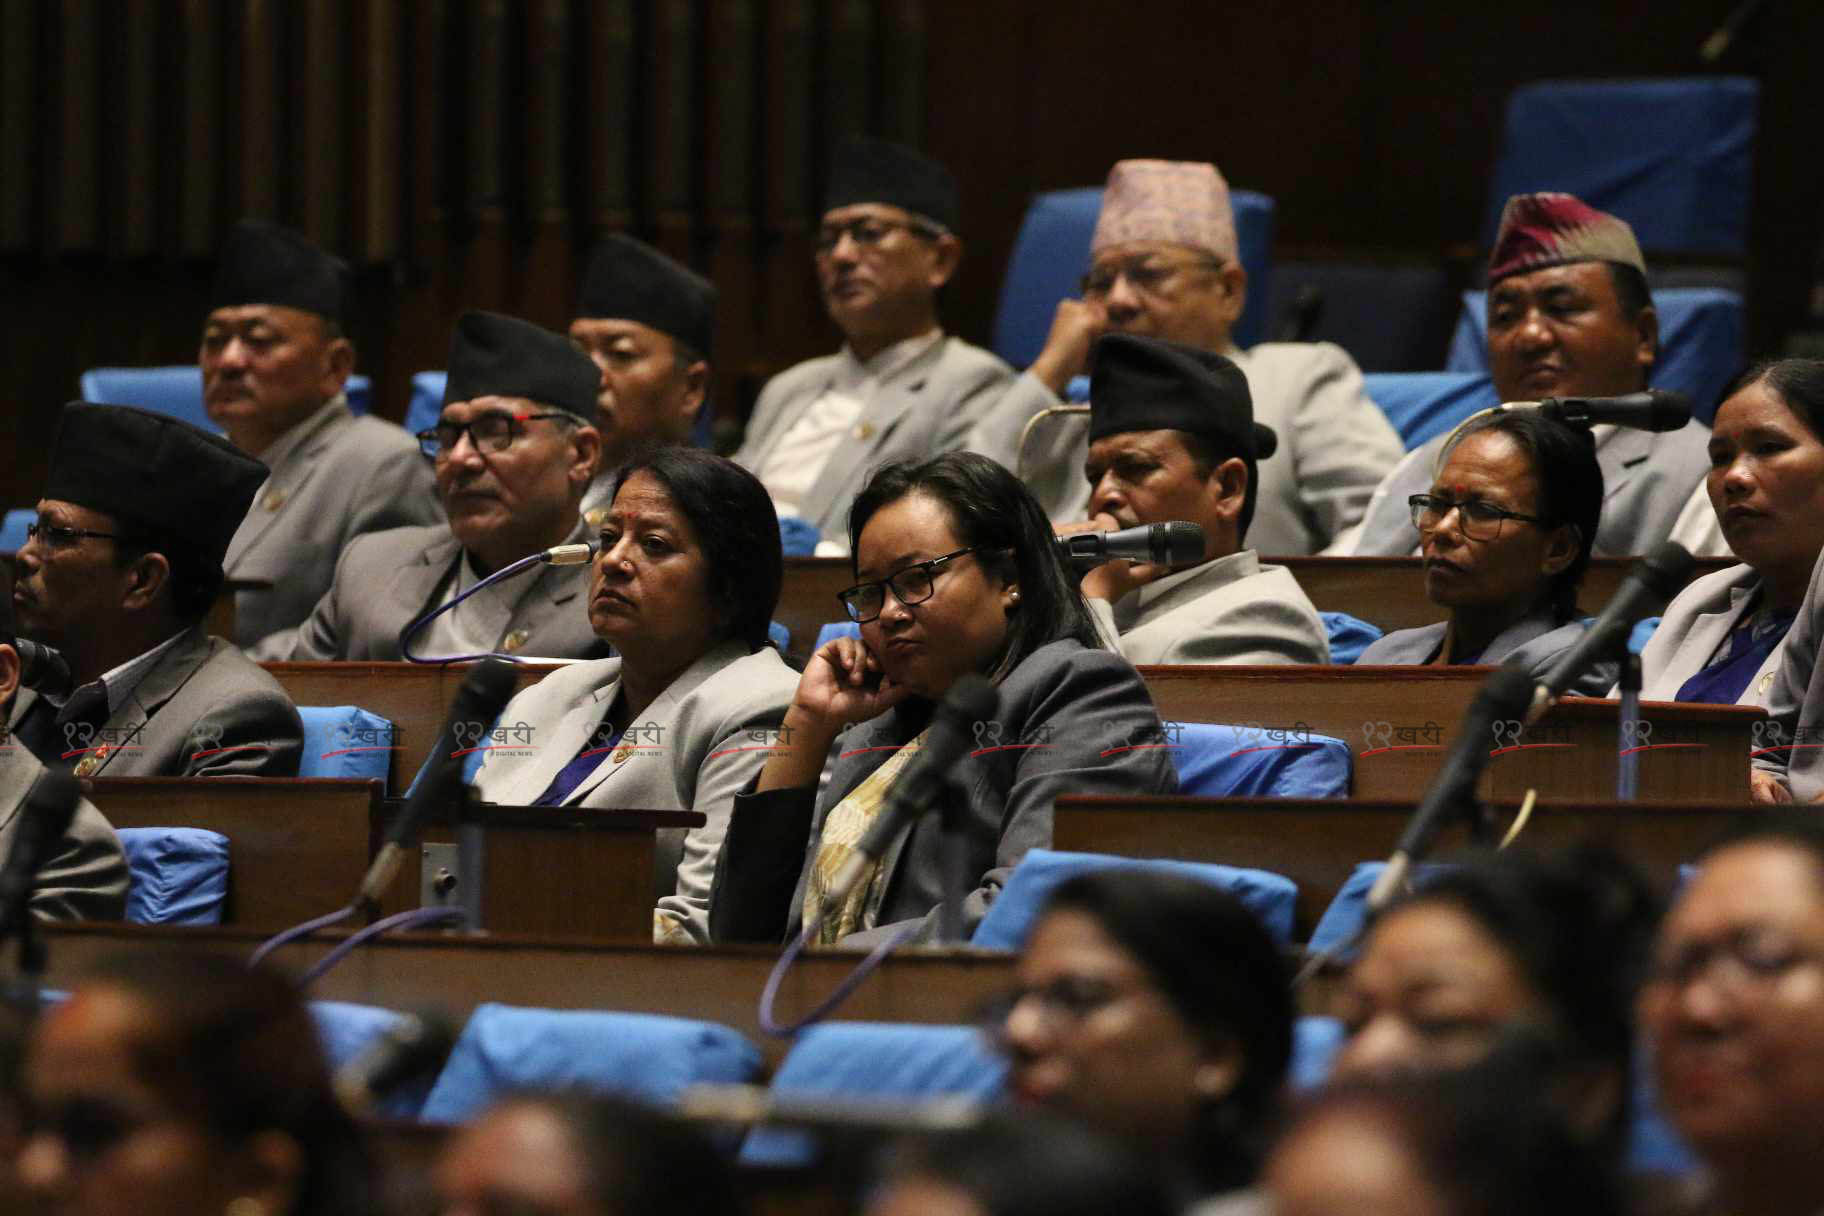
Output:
[0,742,127,921]
[9,626,304,777]
[287,523,610,662]
[1357,609,1617,696]
[709,639,1179,946]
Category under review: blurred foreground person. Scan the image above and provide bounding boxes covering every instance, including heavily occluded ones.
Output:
[1640,813,1824,1216]
[15,953,373,1216]
[994,868,1292,1206]
[434,1093,740,1216]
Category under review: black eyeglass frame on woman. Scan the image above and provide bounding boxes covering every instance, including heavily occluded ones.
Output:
[1407,492,1547,542]
[837,546,984,624]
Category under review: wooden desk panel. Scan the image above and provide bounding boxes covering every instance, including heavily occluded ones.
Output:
[776,557,854,659]
[1140,665,1762,803]
[1054,795,1748,938]
[37,925,1016,1068]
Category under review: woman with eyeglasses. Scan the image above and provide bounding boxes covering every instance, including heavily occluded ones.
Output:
[1640,811,1824,1216]
[709,452,1176,946]
[1355,411,1614,693]
[994,867,1292,1207]
[15,952,375,1216]
[469,447,799,944]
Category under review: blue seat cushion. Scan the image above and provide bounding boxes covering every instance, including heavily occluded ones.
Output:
[973,848,1297,949]
[1290,1015,1345,1091]
[117,827,230,925]
[741,1022,1006,1166]
[813,620,862,652]
[1170,723,1351,800]
[310,1001,433,1119]
[1322,612,1384,665]
[418,1003,762,1124]
[0,509,32,552]
[1362,372,1499,451]
[779,516,822,557]
[298,706,395,782]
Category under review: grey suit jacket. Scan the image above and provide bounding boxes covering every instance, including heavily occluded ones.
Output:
[0,742,127,921]
[1349,417,1714,558]
[227,400,441,660]
[969,342,1405,555]
[1633,564,1786,706]
[1357,609,1616,696]
[710,639,1180,946]
[734,336,1016,541]
[1754,550,1824,800]
[9,627,303,777]
[473,643,799,944]
[288,524,610,662]
[1087,549,1330,665]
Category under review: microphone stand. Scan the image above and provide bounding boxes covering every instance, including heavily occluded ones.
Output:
[456,787,486,931]
[937,799,968,946]
[1617,649,1643,801]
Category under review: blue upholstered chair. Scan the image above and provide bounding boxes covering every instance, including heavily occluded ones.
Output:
[1362,372,1500,451]
[1445,289,1745,426]
[992,187,1276,369]
[1290,1015,1345,1091]
[779,516,822,556]
[80,368,373,434]
[417,1003,763,1124]
[404,371,447,439]
[117,827,230,925]
[297,706,396,784]
[974,849,1297,949]
[740,1023,1006,1166]
[1169,723,1351,800]
[0,509,32,552]
[1322,612,1383,664]
[310,1001,434,1119]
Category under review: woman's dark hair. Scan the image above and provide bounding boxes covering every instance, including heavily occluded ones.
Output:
[1275,1067,1625,1216]
[76,952,374,1216]
[1445,410,1604,622]
[1702,807,1824,878]
[876,1112,1176,1216]
[1373,844,1662,1152]
[608,446,783,652]
[492,1093,743,1216]
[1041,868,1294,1192]
[846,452,1100,680]
[1726,357,1824,441]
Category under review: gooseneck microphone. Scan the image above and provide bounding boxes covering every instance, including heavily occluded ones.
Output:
[1056,522,1205,568]
[0,769,81,939]
[332,1011,458,1116]
[1526,541,1697,725]
[13,640,72,700]
[400,541,596,664]
[1366,664,1538,912]
[356,659,521,910]
[1536,390,1692,433]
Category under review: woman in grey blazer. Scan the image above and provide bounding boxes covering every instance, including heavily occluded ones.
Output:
[1637,359,1824,709]
[1356,410,1616,695]
[711,452,1177,947]
[472,448,799,944]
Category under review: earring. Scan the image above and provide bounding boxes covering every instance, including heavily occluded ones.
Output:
[1009,590,1021,604]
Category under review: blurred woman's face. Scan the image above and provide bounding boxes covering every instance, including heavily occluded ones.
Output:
[1265,1106,1449,1216]
[589,470,720,664]
[1640,842,1824,1169]
[1705,381,1824,586]
[435,1101,597,1216]
[865,1176,988,1216]
[1420,429,1573,614]
[853,492,1015,699]
[16,986,281,1216]
[999,908,1237,1145]
[1333,902,1547,1080]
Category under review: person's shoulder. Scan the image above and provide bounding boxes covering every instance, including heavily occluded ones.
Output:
[759,353,842,399]
[1004,637,1144,698]
[1236,340,1362,380]
[343,522,452,566]
[336,412,426,458]
[194,635,297,702]
[1356,623,1438,663]
[694,647,801,723]
[932,336,1016,381]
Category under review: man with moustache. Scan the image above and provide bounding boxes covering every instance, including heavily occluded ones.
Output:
[204,220,439,659]
[735,138,1015,549]
[289,311,610,661]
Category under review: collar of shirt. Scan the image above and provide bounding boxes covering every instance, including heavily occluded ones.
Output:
[833,329,943,394]
[41,628,193,719]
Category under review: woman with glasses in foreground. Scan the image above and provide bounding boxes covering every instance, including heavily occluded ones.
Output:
[709,452,1176,946]
[1355,411,1614,693]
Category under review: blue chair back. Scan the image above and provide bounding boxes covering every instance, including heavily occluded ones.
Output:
[1484,77,1758,258]
[992,187,1275,368]
[1170,723,1350,800]
[1321,612,1383,665]
[117,827,230,925]
[813,620,862,653]
[1290,1015,1345,1091]
[741,1023,1005,1166]
[973,848,1298,949]
[80,368,373,433]
[418,1003,762,1124]
[1445,288,1744,425]
[405,371,447,438]
[779,516,822,556]
[310,1001,434,1119]
[297,706,396,784]
[1,509,32,551]
[1362,372,1499,451]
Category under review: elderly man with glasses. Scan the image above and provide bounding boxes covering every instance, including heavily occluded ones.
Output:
[974,159,1404,556]
[734,138,1016,552]
[288,311,610,662]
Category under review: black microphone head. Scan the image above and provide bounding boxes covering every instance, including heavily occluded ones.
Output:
[453,658,522,718]
[940,674,1001,726]
[1638,540,1698,601]
[1478,661,1540,719]
[14,640,73,701]
[1151,521,1206,566]
[1643,390,1693,432]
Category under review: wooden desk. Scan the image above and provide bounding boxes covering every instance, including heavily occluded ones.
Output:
[36,924,1017,1068]
[1054,794,1748,938]
[87,778,698,941]
[1140,665,1762,803]
[775,557,854,658]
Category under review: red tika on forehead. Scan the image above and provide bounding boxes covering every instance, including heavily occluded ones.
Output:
[1487,192,1645,284]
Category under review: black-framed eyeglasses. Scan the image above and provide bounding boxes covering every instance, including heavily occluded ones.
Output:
[815,216,944,256]
[837,547,978,623]
[417,411,574,460]
[1408,493,1546,541]
[26,521,127,549]
[1078,255,1224,299]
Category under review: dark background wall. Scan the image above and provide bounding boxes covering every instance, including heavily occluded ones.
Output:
[5,0,1820,510]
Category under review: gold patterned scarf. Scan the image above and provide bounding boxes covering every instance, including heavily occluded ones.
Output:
[801,728,930,945]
